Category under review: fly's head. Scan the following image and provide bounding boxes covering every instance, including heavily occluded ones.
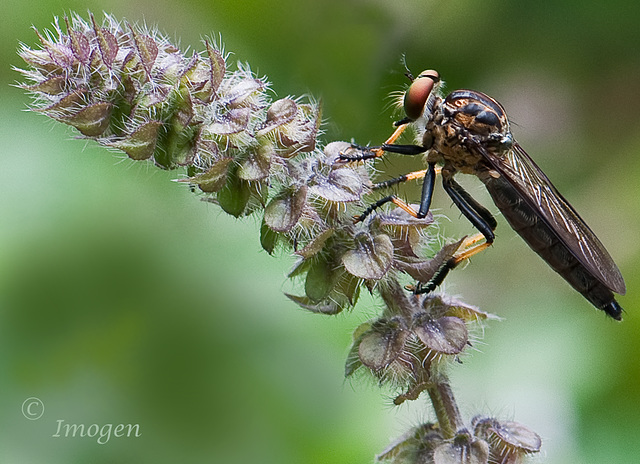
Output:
[402,69,442,123]
[398,69,443,151]
[442,90,513,152]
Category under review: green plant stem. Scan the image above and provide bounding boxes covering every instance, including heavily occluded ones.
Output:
[427,376,462,439]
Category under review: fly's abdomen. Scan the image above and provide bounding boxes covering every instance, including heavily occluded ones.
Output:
[482,174,621,318]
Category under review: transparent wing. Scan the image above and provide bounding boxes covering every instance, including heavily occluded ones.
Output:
[483,141,625,294]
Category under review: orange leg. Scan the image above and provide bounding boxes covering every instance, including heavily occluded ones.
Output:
[372,166,441,190]
[410,232,493,294]
[340,122,410,161]
[355,166,441,222]
[451,233,492,265]
[353,194,418,223]
[372,122,410,157]
[389,196,421,217]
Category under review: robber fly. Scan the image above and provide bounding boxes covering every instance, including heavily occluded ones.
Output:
[341,69,626,319]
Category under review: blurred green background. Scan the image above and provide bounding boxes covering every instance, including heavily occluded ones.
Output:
[1,0,639,462]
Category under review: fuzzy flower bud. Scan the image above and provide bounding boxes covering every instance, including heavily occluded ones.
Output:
[346,286,496,405]
[377,424,491,464]
[473,417,542,463]
[377,419,540,464]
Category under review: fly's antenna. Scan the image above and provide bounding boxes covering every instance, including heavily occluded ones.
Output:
[400,54,414,81]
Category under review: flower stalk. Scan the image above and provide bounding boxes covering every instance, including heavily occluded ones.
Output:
[17,12,543,463]
[427,378,462,440]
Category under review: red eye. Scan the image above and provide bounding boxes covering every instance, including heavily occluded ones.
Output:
[403,69,439,121]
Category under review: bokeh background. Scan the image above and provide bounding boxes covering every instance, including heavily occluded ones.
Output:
[1,1,639,462]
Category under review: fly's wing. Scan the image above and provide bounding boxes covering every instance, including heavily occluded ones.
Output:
[481,141,625,294]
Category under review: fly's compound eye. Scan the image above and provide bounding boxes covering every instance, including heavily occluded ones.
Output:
[403,69,440,121]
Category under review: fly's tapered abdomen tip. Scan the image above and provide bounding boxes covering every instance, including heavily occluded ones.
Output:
[603,300,623,321]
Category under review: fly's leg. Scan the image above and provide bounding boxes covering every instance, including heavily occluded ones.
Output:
[354,163,438,222]
[417,162,437,217]
[381,122,412,146]
[413,176,497,294]
[413,233,490,294]
[451,234,493,263]
[341,141,428,160]
[340,122,432,220]
[371,168,430,190]
[378,143,428,156]
[339,123,411,161]
[355,195,420,223]
[442,175,496,242]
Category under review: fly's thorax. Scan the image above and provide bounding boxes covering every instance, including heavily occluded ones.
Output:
[424,108,486,174]
[443,89,508,132]
[425,89,513,173]
[442,90,513,149]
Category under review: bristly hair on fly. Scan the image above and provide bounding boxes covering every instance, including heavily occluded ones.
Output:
[385,57,446,128]
[384,88,407,117]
